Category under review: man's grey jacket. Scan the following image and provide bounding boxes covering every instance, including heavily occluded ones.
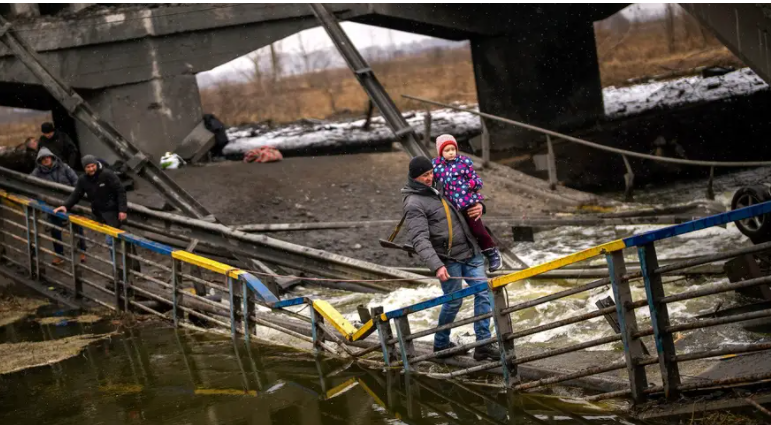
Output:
[401,178,481,273]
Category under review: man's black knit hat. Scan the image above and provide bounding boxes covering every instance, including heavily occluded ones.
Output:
[41,122,55,134]
[408,156,433,179]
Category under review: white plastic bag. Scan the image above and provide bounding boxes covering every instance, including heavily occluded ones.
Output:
[160,152,186,170]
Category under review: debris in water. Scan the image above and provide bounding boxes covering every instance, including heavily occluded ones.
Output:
[0,333,115,375]
[36,314,103,326]
[0,296,48,327]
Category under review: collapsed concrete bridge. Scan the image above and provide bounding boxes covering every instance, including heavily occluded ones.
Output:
[0,3,769,162]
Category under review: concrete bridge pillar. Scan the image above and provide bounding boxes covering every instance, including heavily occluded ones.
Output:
[470,20,604,151]
[76,75,202,164]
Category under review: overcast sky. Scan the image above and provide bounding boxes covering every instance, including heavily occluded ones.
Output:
[198,3,667,84]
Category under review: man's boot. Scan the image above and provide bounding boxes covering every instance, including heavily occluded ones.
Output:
[433,342,470,359]
[483,248,502,272]
[473,343,500,361]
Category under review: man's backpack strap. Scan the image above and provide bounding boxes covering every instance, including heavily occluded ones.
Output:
[441,198,453,256]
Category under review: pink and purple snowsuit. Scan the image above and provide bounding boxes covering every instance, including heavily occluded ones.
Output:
[432,155,496,250]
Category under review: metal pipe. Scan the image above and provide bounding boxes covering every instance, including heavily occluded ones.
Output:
[125,253,172,273]
[41,260,73,278]
[22,206,32,276]
[0,204,24,216]
[0,229,36,246]
[655,241,771,275]
[1,217,28,231]
[128,298,168,321]
[666,308,771,334]
[1,254,26,270]
[80,276,115,297]
[121,239,129,311]
[2,243,26,257]
[178,271,224,291]
[423,335,625,381]
[78,262,113,281]
[33,217,68,234]
[502,276,616,314]
[398,336,498,366]
[74,232,112,249]
[76,248,113,267]
[403,312,494,343]
[513,360,629,391]
[129,269,171,290]
[675,342,771,363]
[513,335,623,366]
[507,306,615,340]
[661,274,771,305]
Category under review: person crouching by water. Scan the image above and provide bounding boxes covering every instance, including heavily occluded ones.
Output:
[31,148,88,265]
[402,156,498,361]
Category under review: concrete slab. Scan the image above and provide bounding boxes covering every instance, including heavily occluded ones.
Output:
[175,121,214,163]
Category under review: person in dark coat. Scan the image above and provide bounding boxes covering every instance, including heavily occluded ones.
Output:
[203,114,230,157]
[401,156,496,361]
[31,148,87,264]
[39,122,80,169]
[54,155,127,228]
[54,154,131,268]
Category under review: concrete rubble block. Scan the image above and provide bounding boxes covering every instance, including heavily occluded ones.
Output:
[175,121,215,163]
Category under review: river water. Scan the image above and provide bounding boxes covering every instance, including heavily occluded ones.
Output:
[0,315,653,425]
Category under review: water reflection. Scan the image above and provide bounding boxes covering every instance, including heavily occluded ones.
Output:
[0,323,650,425]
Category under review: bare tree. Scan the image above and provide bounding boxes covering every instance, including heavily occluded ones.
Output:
[242,50,266,90]
[297,32,311,74]
[665,3,676,53]
[269,41,282,82]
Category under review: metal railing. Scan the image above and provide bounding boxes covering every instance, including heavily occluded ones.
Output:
[4,188,771,403]
[360,198,771,402]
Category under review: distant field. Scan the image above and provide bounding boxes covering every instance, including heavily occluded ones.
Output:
[0,118,49,148]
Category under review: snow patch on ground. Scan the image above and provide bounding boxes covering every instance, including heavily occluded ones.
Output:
[223,107,481,155]
[604,67,769,118]
[223,68,768,155]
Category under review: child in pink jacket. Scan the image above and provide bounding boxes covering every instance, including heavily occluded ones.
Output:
[432,134,502,272]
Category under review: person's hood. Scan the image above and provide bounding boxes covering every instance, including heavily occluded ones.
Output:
[401,177,440,197]
[35,147,60,172]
